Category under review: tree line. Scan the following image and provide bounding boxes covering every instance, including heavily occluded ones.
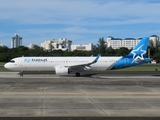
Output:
[0,37,159,62]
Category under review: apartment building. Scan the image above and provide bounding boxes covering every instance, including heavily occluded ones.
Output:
[41,38,72,51]
[106,35,159,49]
[11,34,22,48]
[71,43,93,51]
[41,38,93,51]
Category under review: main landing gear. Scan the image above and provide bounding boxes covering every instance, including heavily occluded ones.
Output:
[18,71,23,76]
[76,72,81,77]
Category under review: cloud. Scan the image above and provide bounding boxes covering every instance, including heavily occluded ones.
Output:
[0,0,160,25]
[1,0,160,47]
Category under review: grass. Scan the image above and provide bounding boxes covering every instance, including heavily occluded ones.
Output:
[0,66,13,72]
[0,63,15,72]
[115,65,160,71]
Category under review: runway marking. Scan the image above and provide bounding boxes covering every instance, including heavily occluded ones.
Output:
[1,92,160,96]
[96,76,160,79]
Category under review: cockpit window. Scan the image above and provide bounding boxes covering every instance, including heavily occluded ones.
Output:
[9,60,15,63]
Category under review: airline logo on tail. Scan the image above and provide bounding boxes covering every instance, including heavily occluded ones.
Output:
[126,37,149,64]
[111,37,150,70]
[131,44,146,64]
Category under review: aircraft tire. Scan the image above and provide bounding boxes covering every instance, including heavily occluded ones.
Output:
[76,72,81,77]
[19,71,23,77]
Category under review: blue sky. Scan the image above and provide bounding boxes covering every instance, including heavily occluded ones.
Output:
[0,0,160,47]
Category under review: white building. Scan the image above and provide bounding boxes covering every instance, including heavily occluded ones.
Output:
[106,35,159,49]
[11,34,22,48]
[71,43,93,51]
[41,38,72,51]
[28,44,38,49]
[149,35,159,47]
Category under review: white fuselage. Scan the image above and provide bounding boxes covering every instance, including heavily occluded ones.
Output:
[4,56,122,71]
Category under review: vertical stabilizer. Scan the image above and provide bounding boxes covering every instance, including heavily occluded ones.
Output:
[111,37,151,70]
[126,37,149,63]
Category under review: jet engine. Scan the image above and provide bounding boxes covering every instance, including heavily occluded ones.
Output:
[55,66,70,75]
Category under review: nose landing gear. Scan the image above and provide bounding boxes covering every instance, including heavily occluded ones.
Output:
[18,71,23,76]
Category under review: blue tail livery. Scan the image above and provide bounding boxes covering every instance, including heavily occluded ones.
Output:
[111,37,151,70]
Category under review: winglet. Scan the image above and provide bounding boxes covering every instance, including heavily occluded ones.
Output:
[93,54,101,63]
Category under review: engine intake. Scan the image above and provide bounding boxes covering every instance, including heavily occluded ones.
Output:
[55,66,70,75]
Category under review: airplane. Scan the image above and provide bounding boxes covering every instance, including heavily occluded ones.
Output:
[4,37,151,77]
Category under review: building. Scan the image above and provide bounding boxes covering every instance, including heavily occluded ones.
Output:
[71,43,93,51]
[0,42,3,47]
[0,42,7,47]
[41,38,72,51]
[106,35,159,49]
[28,44,39,49]
[41,38,95,51]
[106,36,141,49]
[149,35,159,47]
[11,34,22,48]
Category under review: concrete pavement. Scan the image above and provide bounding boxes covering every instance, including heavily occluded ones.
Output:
[0,72,160,118]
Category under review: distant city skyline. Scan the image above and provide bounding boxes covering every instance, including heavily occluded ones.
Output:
[1,0,160,47]
[0,34,159,48]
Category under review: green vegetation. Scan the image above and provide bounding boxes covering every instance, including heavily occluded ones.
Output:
[0,62,13,72]
[115,64,160,71]
[0,37,159,62]
[0,66,12,72]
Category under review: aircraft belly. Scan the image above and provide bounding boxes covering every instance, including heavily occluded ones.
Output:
[26,66,54,71]
[24,63,54,71]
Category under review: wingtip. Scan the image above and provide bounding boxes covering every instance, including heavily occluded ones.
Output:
[95,54,101,62]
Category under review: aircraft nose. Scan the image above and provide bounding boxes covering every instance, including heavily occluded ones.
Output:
[4,63,9,69]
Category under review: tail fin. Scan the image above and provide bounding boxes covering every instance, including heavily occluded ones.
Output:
[126,37,149,63]
[111,37,151,70]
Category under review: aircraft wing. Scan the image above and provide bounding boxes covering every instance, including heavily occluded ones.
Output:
[64,54,101,70]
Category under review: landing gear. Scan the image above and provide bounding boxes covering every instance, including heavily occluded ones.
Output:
[18,71,23,77]
[76,72,81,77]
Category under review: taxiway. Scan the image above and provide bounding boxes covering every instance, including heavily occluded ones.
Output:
[0,72,160,118]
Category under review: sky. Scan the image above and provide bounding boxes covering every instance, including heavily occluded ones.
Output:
[0,0,160,48]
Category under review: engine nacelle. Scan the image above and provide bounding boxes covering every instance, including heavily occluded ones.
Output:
[55,66,70,75]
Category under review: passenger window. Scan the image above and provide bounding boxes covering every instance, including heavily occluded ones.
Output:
[9,60,15,63]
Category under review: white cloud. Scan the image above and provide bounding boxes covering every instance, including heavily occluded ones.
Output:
[0,0,160,25]
[1,0,160,47]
